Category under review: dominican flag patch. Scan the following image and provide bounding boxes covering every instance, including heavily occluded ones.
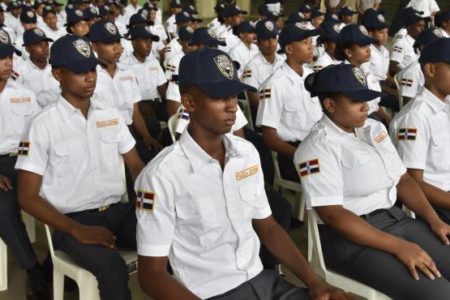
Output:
[401,78,413,87]
[242,69,252,79]
[18,141,30,155]
[136,190,155,211]
[299,159,320,177]
[398,128,417,141]
[259,88,271,100]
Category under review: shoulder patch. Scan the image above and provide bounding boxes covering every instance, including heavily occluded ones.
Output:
[398,128,417,141]
[18,141,30,156]
[136,190,155,211]
[299,159,320,177]
[259,88,271,100]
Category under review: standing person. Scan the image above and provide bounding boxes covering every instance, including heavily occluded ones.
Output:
[296,62,450,300]
[0,27,47,300]
[16,34,145,300]
[256,24,322,183]
[135,47,352,300]
[390,38,450,225]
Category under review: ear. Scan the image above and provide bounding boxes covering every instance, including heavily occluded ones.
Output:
[344,48,352,58]
[285,44,293,55]
[51,68,62,82]
[423,63,435,79]
[91,42,98,52]
[323,97,336,114]
[181,91,195,113]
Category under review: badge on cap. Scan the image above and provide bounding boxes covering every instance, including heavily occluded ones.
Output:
[26,10,35,18]
[183,11,190,17]
[186,26,194,33]
[359,25,369,36]
[33,28,44,37]
[295,22,308,30]
[75,9,83,17]
[0,30,9,45]
[189,5,195,10]
[265,21,274,31]
[332,14,338,20]
[67,3,73,9]
[305,4,311,9]
[90,7,97,14]
[433,28,444,38]
[298,12,305,19]
[105,22,117,35]
[352,67,367,86]
[332,24,341,33]
[377,14,385,22]
[73,39,91,58]
[214,54,234,80]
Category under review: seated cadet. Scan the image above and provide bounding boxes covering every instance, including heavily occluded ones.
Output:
[90,21,162,163]
[390,38,450,225]
[120,12,153,63]
[299,3,313,21]
[14,28,60,108]
[123,0,141,21]
[336,6,357,31]
[229,21,258,78]
[15,8,38,62]
[215,5,245,53]
[389,7,426,76]
[83,6,100,28]
[165,0,183,40]
[396,29,440,104]
[65,8,89,37]
[144,3,168,45]
[16,34,145,300]
[435,10,450,38]
[242,20,284,113]
[135,47,351,300]
[334,24,389,123]
[310,9,325,29]
[295,63,450,300]
[41,5,65,41]
[121,25,168,121]
[163,25,193,69]
[4,1,22,41]
[310,25,340,72]
[257,24,322,183]
[0,28,47,299]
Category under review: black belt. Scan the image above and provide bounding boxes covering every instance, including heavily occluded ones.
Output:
[361,208,387,219]
[0,152,18,158]
[65,202,121,218]
[287,141,301,147]
[142,98,161,102]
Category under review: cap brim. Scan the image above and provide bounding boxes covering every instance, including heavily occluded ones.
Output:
[355,36,376,46]
[341,89,382,101]
[90,35,123,43]
[0,45,22,57]
[198,81,256,99]
[365,23,389,30]
[23,37,54,46]
[58,57,99,74]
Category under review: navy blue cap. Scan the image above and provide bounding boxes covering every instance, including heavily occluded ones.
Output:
[7,1,21,11]
[236,21,256,34]
[311,9,325,19]
[23,28,53,46]
[20,8,37,24]
[258,4,270,16]
[43,5,57,17]
[266,11,282,22]
[362,9,388,30]
[84,7,99,21]
[190,27,225,47]
[175,11,192,24]
[255,20,278,40]
[127,13,152,29]
[185,4,198,15]
[305,63,382,101]
[142,2,157,11]
[66,9,86,25]
[403,7,427,27]
[170,0,182,8]
[33,0,44,9]
[50,35,98,73]
[178,26,194,42]
[0,28,21,57]
[178,48,256,98]
[89,21,123,43]
[338,6,357,17]
[338,24,375,46]
[128,25,160,41]
[221,5,247,18]
[288,11,306,24]
[435,10,450,28]
[278,23,321,52]
[413,28,441,49]
[299,4,313,13]
[317,25,339,44]
[419,38,450,64]
[98,5,113,18]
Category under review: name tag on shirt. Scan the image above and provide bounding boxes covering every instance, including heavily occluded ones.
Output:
[10,97,31,103]
[96,119,119,128]
[236,165,259,181]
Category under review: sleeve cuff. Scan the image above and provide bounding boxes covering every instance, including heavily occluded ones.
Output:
[309,196,343,208]
[252,206,272,220]
[257,119,279,130]
[119,139,136,155]
[402,161,425,170]
[14,162,45,176]
[137,244,171,257]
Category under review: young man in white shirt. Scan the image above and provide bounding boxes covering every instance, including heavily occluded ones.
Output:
[229,21,258,78]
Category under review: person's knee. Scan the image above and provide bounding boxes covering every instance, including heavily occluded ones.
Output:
[401,278,450,300]
[95,252,128,285]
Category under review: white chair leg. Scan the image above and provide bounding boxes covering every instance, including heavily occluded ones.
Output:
[298,197,305,221]
[78,274,100,300]
[0,239,7,291]
[53,270,64,300]
[22,211,36,243]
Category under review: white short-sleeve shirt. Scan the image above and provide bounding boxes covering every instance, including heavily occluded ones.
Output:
[165,14,177,36]
[397,61,423,99]
[365,44,389,82]
[135,131,270,299]
[241,52,284,90]
[310,52,340,72]
[256,62,323,142]
[216,25,241,53]
[406,0,440,18]
[390,34,419,69]
[229,41,259,78]
[15,97,136,214]
[0,79,40,154]
[390,88,450,191]
[295,115,406,216]
[93,65,142,125]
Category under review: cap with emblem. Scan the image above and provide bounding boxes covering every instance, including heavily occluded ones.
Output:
[236,21,255,34]
[299,4,312,14]
[317,25,339,44]
[402,7,427,27]
[127,13,153,29]
[255,20,278,40]
[278,23,321,53]
[361,9,388,30]
[66,9,86,25]
[221,5,247,18]
[170,0,182,8]
[175,11,192,24]
[305,63,382,101]
[288,12,306,24]
[311,9,325,19]
[20,8,37,24]
[89,21,122,43]
[190,27,225,47]
[84,7,99,21]
[435,10,450,28]
[413,29,441,49]
[98,5,113,18]
[23,28,54,46]
[338,24,375,46]
[128,25,160,41]
[178,26,194,42]
[338,6,357,17]
[419,38,450,65]
[258,4,270,17]
[7,1,21,12]
[179,48,256,98]
[43,5,57,17]
[49,35,98,73]
[33,0,44,9]
[185,5,198,15]
[0,28,21,57]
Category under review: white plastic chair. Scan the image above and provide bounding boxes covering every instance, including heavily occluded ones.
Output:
[238,94,254,131]
[307,211,392,300]
[167,113,178,143]
[272,151,305,221]
[393,73,404,110]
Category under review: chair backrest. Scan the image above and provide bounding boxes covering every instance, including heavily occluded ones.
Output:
[238,93,254,131]
[168,113,178,143]
[393,73,404,109]
[307,210,328,274]
[44,224,56,261]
